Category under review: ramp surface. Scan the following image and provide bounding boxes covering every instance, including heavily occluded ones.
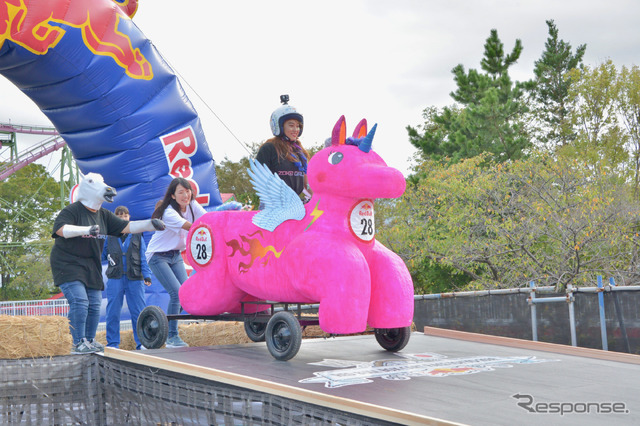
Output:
[105,329,640,425]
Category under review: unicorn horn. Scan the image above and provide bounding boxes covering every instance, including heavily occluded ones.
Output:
[359,123,377,153]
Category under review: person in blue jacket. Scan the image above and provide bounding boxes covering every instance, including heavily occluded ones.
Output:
[101,206,152,350]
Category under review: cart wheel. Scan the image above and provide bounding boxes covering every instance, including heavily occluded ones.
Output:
[137,306,168,349]
[265,311,302,361]
[244,319,266,342]
[375,326,411,352]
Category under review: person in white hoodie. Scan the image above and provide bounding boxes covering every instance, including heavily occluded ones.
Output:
[146,177,206,348]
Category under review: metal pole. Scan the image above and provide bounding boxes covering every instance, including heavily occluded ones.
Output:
[567,284,577,347]
[529,281,538,342]
[597,276,608,351]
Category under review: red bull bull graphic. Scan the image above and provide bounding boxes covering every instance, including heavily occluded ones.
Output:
[0,0,222,218]
[299,352,555,388]
[1,0,150,79]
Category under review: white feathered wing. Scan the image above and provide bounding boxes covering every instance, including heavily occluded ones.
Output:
[247,159,306,232]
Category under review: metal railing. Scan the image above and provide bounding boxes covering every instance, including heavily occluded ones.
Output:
[0,298,69,316]
[0,299,149,332]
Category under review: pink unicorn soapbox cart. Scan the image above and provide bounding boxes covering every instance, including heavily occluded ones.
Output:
[137,117,415,360]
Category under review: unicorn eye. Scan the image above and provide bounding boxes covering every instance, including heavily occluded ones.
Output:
[328,152,343,165]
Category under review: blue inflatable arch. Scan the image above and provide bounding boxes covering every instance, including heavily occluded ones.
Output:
[0,0,222,218]
[1,0,225,320]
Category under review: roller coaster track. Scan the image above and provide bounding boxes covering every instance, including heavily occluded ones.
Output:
[0,123,66,181]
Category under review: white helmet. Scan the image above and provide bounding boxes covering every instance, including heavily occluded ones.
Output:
[270,96,303,138]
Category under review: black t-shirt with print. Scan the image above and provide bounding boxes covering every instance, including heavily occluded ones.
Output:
[50,201,128,289]
[256,142,305,195]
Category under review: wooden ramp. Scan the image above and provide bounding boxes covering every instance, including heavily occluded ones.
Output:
[104,328,640,425]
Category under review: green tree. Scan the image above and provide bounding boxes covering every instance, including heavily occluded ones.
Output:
[0,163,59,300]
[617,65,640,198]
[378,153,640,291]
[408,29,530,165]
[563,61,627,175]
[526,19,586,149]
[216,156,259,209]
[4,239,56,300]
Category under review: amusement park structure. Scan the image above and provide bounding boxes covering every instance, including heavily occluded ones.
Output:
[0,122,79,207]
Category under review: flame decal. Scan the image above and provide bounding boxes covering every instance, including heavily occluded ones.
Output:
[225,230,284,273]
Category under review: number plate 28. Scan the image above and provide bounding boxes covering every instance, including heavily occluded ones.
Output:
[349,200,375,242]
[189,224,214,267]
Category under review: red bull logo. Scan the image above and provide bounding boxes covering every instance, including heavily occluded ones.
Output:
[0,0,152,80]
[160,125,211,206]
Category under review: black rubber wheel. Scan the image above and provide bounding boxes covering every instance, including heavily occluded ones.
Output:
[265,311,302,361]
[137,305,168,349]
[244,319,267,342]
[375,326,411,352]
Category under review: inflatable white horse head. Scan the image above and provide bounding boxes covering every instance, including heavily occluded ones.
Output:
[77,173,117,210]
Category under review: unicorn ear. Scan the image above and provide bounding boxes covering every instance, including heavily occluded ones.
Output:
[331,115,347,146]
[352,119,368,139]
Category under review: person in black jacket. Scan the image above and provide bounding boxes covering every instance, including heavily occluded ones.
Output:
[256,95,312,207]
[101,206,153,350]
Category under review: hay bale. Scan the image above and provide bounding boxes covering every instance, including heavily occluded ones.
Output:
[94,330,136,351]
[180,321,252,347]
[0,315,72,359]
[0,312,409,359]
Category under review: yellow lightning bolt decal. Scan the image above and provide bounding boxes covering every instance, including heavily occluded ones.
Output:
[305,201,324,231]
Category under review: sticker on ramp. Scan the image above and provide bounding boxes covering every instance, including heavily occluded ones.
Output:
[299,352,556,388]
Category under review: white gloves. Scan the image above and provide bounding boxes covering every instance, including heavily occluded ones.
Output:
[128,219,166,233]
[61,219,165,238]
[61,224,100,238]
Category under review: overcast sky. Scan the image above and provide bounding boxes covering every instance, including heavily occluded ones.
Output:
[1,0,639,177]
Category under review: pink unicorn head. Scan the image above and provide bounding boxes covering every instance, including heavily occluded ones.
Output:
[308,116,406,199]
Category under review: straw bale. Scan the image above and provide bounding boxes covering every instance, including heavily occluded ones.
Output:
[0,315,72,359]
[180,321,252,346]
[94,330,134,350]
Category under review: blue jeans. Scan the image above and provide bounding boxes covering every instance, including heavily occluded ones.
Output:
[148,251,187,338]
[60,280,102,345]
[105,276,146,349]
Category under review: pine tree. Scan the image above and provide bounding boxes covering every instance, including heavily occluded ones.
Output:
[527,19,586,149]
[408,29,530,165]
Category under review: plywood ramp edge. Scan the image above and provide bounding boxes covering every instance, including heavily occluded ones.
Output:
[104,347,464,426]
[423,326,640,365]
